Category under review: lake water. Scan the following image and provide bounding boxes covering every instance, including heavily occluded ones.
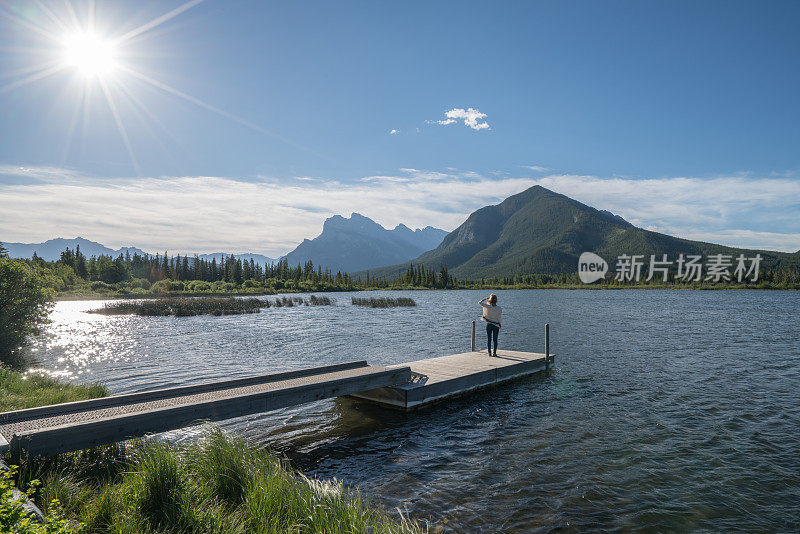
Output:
[26,290,800,532]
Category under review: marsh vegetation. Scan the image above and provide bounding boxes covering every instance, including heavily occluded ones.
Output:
[88,295,334,317]
[351,297,416,308]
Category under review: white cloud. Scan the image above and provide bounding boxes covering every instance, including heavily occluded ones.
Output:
[389,129,399,135]
[0,166,535,256]
[523,165,549,172]
[0,165,85,181]
[430,108,490,130]
[532,174,800,251]
[1,166,798,255]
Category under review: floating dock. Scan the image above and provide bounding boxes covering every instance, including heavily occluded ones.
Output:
[0,361,410,458]
[351,350,552,409]
[0,345,553,458]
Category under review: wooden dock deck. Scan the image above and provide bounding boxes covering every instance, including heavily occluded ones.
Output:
[0,361,411,458]
[0,340,554,457]
[351,350,553,409]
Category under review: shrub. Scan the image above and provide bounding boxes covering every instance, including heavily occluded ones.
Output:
[151,279,185,294]
[0,258,54,366]
[89,281,115,292]
[129,278,151,290]
[0,466,82,533]
[187,280,211,292]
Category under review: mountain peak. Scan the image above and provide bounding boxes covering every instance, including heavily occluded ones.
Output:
[391,184,795,280]
[2,237,149,261]
[284,213,447,272]
[322,212,385,235]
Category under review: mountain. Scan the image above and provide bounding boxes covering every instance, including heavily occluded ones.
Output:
[282,213,447,272]
[197,253,276,267]
[2,237,148,261]
[1,237,277,266]
[361,185,799,280]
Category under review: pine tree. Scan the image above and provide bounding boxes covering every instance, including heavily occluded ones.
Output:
[162,252,169,279]
[75,245,88,279]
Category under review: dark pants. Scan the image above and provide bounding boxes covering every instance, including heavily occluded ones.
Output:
[486,323,499,354]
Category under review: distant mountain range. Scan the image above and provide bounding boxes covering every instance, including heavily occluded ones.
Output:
[361,185,800,280]
[196,253,277,267]
[6,193,797,279]
[1,213,447,272]
[0,237,278,266]
[282,213,447,272]
[1,237,148,262]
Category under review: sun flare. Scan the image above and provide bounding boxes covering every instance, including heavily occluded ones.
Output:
[0,0,284,175]
[63,32,116,78]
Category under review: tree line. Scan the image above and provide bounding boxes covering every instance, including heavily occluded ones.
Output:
[27,245,459,292]
[53,245,365,287]
[9,242,798,298]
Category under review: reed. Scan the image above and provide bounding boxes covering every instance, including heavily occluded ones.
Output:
[88,295,334,317]
[266,295,334,308]
[88,297,264,317]
[352,297,416,308]
[17,428,425,533]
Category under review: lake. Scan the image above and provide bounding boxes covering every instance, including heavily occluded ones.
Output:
[26,290,800,532]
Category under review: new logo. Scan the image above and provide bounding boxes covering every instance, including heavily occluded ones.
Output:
[578,252,608,283]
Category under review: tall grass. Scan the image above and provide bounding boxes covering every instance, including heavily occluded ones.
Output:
[88,295,335,317]
[17,428,425,533]
[88,297,265,317]
[0,369,107,412]
[352,297,416,308]
[264,295,333,308]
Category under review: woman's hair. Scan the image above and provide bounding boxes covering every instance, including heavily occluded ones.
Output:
[489,293,497,305]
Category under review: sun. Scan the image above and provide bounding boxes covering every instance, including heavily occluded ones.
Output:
[62,32,116,78]
[1,0,293,175]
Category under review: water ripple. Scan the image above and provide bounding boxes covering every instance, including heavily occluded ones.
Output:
[24,290,800,532]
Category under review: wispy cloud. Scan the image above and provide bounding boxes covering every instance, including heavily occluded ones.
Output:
[429,108,490,130]
[533,174,800,251]
[523,165,549,173]
[1,166,798,255]
[0,166,533,255]
[389,129,399,135]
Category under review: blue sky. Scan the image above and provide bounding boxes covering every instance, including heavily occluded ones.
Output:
[1,0,799,255]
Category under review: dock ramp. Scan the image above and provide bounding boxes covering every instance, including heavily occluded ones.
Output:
[0,361,411,457]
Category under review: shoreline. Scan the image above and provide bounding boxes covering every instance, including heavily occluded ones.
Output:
[0,370,425,532]
[55,283,800,301]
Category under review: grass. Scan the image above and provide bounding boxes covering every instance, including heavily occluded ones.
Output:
[14,427,425,534]
[266,295,333,307]
[88,297,265,317]
[87,295,335,317]
[0,369,107,412]
[352,297,416,308]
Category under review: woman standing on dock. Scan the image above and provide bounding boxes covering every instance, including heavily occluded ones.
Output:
[479,294,501,357]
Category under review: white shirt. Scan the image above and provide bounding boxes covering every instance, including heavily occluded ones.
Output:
[480,301,502,326]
